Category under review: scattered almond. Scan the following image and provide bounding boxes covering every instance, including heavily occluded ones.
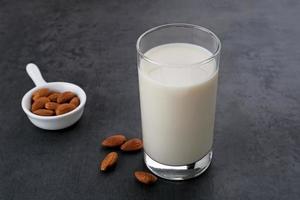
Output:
[55,103,76,115]
[134,171,157,184]
[102,134,127,148]
[121,138,143,152]
[57,91,76,103]
[100,152,118,171]
[48,92,60,102]
[70,97,80,107]
[33,109,54,116]
[98,135,157,184]
[45,102,59,110]
[32,88,51,101]
[31,97,50,111]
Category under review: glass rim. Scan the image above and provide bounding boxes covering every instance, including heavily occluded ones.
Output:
[136,23,221,67]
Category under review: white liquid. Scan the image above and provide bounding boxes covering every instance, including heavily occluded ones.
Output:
[138,43,218,165]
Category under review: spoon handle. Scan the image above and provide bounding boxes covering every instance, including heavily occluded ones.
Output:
[26,63,47,86]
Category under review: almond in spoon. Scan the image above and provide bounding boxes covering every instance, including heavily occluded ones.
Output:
[32,88,51,101]
[31,97,50,111]
[134,171,157,184]
[33,109,54,116]
[100,152,118,171]
[48,92,60,102]
[57,91,76,103]
[102,134,127,148]
[45,102,59,110]
[55,103,76,115]
[120,138,143,152]
[70,97,80,107]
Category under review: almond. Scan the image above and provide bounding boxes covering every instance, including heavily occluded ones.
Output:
[134,171,157,184]
[31,97,50,111]
[57,92,76,103]
[120,138,143,151]
[45,102,59,110]
[48,92,60,102]
[100,152,118,171]
[33,109,54,116]
[70,97,80,107]
[32,88,51,101]
[102,134,127,148]
[55,103,76,115]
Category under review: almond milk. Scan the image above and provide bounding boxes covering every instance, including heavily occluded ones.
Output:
[138,43,218,166]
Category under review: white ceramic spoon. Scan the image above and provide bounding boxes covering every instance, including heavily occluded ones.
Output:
[21,63,87,130]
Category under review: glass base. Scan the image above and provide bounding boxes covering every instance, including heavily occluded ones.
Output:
[144,150,212,180]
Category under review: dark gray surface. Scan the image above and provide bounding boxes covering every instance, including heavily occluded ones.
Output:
[0,0,299,199]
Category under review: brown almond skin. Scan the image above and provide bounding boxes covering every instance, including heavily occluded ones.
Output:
[120,138,143,151]
[57,92,76,103]
[102,134,127,147]
[100,152,118,171]
[31,97,50,111]
[70,97,80,107]
[134,171,157,184]
[48,92,60,102]
[32,88,51,101]
[33,109,54,116]
[45,102,59,110]
[55,103,76,115]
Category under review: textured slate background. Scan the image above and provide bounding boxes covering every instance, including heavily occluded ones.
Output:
[0,0,299,199]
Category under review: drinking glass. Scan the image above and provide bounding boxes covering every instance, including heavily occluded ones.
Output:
[136,23,221,180]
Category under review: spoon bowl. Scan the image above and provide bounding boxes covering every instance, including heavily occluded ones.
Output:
[21,63,87,130]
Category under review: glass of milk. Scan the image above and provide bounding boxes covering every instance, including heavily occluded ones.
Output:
[136,24,221,180]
